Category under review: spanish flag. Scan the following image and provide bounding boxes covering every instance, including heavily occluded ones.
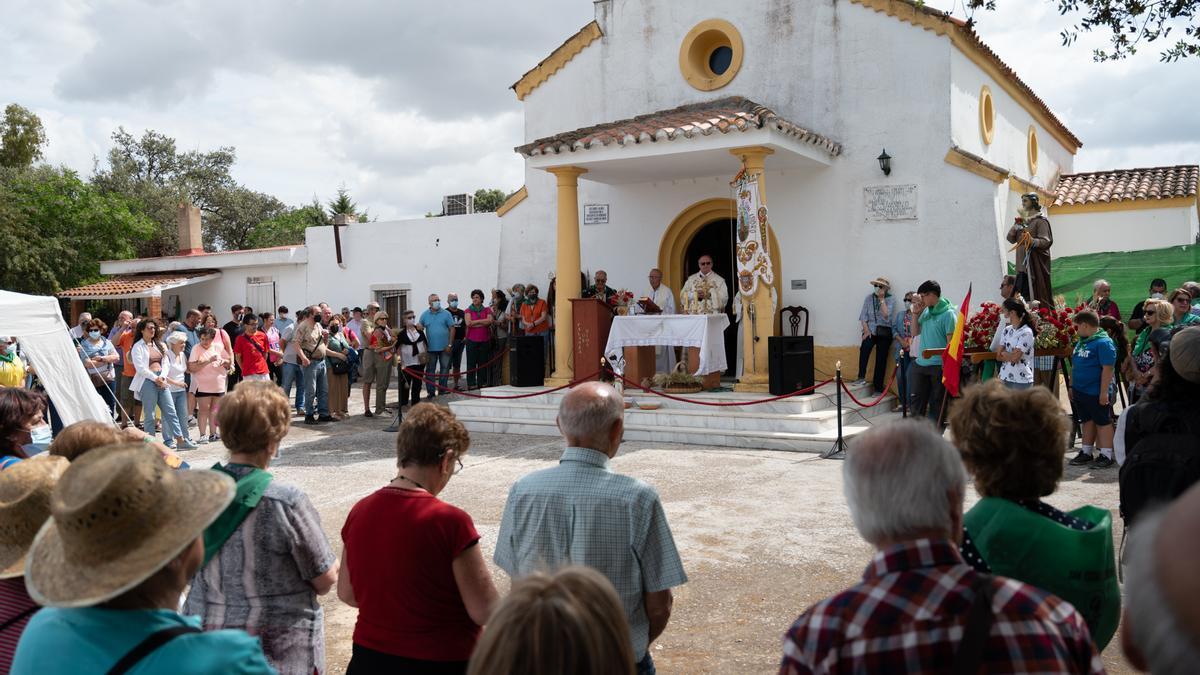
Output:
[941,284,972,398]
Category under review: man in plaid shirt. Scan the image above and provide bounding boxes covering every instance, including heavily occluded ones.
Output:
[779,421,1104,674]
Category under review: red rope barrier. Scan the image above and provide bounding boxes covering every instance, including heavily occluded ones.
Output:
[611,372,835,407]
[401,365,599,399]
[445,339,509,376]
[838,370,898,408]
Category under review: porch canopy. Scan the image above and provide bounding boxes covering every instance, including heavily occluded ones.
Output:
[517,96,841,182]
[57,270,221,301]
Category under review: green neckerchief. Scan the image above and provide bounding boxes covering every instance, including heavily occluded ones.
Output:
[0,351,13,364]
[203,462,273,566]
[1132,327,1153,356]
[1075,332,1107,350]
[920,296,952,321]
[468,303,484,314]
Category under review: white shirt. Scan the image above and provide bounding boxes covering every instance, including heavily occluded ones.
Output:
[631,284,676,316]
[998,324,1035,384]
[165,349,189,392]
[399,328,426,368]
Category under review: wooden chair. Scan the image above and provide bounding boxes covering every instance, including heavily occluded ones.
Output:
[780,305,810,337]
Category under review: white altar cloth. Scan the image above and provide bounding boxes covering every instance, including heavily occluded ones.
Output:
[605,314,730,376]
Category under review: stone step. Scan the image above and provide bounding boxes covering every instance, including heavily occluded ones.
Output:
[449,397,895,435]
[454,414,900,453]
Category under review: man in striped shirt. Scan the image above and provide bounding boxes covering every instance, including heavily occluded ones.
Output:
[779,421,1103,675]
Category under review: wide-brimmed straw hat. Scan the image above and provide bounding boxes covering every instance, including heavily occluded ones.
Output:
[26,444,233,608]
[0,456,69,580]
[870,277,891,289]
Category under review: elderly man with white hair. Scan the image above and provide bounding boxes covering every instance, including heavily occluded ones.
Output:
[68,312,92,341]
[494,381,687,675]
[1122,482,1200,674]
[779,420,1103,675]
[1090,278,1121,320]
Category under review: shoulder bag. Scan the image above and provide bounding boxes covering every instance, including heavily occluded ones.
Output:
[106,625,203,675]
[950,573,995,675]
[202,463,273,566]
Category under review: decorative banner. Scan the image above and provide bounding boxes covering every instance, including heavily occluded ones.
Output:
[732,174,774,297]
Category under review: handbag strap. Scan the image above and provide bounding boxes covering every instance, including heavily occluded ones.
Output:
[106,625,202,675]
[951,573,996,675]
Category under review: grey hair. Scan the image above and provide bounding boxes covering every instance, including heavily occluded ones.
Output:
[1094,278,1111,291]
[557,384,623,451]
[1124,508,1200,674]
[165,331,189,345]
[843,420,967,546]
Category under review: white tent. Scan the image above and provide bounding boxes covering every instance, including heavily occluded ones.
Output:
[0,290,111,425]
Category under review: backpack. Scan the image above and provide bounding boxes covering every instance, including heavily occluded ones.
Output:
[1119,401,1200,527]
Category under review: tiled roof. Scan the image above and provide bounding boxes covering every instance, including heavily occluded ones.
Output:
[57,271,220,298]
[1053,165,1199,206]
[516,97,842,158]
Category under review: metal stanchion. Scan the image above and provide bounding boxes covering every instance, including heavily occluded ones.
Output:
[384,366,402,432]
[821,361,848,460]
[901,352,909,419]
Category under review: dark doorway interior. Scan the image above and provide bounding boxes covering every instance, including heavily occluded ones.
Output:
[684,218,737,377]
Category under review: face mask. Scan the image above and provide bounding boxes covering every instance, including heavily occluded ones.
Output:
[448,300,459,309]
[431,301,442,310]
[406,318,416,327]
[1151,292,1165,300]
[88,330,101,339]
[528,293,538,301]
[331,325,340,334]
[28,425,52,453]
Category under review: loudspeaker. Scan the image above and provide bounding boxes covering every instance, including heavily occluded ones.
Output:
[768,336,815,396]
[510,335,546,387]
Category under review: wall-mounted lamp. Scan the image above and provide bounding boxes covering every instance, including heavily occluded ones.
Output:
[877,149,892,176]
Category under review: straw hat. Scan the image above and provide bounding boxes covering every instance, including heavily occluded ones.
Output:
[0,456,69,579]
[870,277,891,290]
[26,444,233,608]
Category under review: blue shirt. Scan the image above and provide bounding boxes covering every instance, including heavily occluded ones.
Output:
[12,607,275,674]
[419,309,456,352]
[1071,332,1116,396]
[915,303,959,367]
[858,294,896,333]
[494,447,688,660]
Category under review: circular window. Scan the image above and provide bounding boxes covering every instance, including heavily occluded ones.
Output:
[979,85,995,145]
[679,19,744,91]
[1027,125,1039,175]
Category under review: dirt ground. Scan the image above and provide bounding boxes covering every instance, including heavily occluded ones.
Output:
[181,387,1133,674]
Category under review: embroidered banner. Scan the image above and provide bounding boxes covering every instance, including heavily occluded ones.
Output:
[733,174,774,297]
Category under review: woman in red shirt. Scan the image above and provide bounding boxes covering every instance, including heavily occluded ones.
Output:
[339,404,497,674]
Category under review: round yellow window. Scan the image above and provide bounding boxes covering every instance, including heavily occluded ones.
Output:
[679,19,744,91]
[1027,125,1039,175]
[979,86,995,145]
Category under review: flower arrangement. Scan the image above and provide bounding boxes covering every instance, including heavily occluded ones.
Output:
[1034,302,1089,350]
[608,289,637,314]
[964,302,1002,349]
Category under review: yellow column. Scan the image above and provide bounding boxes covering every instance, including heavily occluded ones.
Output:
[729,146,775,392]
[546,166,587,386]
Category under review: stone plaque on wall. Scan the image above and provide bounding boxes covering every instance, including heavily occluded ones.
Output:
[864,184,918,221]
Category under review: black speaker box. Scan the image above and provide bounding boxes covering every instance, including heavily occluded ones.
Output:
[768,336,815,396]
[509,335,546,387]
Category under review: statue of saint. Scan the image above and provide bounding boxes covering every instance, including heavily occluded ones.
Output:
[1006,193,1054,307]
[680,254,729,315]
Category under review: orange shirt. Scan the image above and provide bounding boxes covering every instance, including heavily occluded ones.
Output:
[520,299,550,335]
[117,330,136,377]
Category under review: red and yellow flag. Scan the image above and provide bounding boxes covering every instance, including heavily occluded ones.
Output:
[941,284,972,398]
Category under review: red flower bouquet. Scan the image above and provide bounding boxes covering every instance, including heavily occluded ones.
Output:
[964,302,1002,349]
[1034,302,1088,350]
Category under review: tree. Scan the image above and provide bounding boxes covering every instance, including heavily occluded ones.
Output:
[0,165,154,294]
[327,186,370,222]
[202,187,288,251]
[0,104,48,169]
[473,188,509,213]
[971,0,1199,61]
[248,198,329,248]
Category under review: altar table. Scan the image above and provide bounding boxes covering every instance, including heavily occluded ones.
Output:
[605,314,730,388]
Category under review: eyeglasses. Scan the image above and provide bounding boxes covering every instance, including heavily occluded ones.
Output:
[439,450,465,475]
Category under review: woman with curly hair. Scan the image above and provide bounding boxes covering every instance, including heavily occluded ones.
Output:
[949,380,1121,649]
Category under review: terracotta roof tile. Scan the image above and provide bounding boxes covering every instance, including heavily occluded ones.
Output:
[57,271,220,298]
[516,96,841,158]
[1053,165,1199,206]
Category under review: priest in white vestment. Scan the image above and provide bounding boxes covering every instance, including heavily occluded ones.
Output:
[630,268,677,372]
[680,254,729,316]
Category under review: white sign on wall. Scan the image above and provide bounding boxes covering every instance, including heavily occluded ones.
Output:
[864,185,918,221]
[583,204,609,225]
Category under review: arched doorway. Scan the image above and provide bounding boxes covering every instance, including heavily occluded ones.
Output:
[658,198,783,377]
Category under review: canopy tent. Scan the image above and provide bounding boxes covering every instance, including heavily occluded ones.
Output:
[0,290,111,426]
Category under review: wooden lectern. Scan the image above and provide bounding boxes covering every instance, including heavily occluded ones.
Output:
[570,297,613,382]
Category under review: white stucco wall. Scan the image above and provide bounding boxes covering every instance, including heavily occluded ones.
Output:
[1049,204,1200,257]
[304,214,502,314]
[949,49,1075,188]
[172,264,308,321]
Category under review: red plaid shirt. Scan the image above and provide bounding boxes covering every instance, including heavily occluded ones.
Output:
[779,538,1104,675]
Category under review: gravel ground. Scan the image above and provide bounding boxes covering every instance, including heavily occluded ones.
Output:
[180,385,1133,674]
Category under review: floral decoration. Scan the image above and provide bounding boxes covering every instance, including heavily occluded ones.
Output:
[964,302,1001,349]
[608,289,637,309]
[1034,302,1089,350]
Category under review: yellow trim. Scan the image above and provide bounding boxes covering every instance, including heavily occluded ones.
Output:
[512,22,603,101]
[943,147,1007,183]
[1027,126,1039,176]
[1007,175,1054,204]
[979,85,995,145]
[495,186,527,217]
[1049,195,1197,215]
[849,0,1081,154]
[657,197,782,330]
[678,19,745,92]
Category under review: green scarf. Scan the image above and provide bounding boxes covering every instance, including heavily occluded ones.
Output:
[203,463,273,566]
[920,297,952,321]
[468,303,484,313]
[0,351,12,364]
[1132,328,1153,356]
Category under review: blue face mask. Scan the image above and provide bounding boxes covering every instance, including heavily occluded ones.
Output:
[431,301,442,310]
[28,425,52,453]
[449,300,459,309]
[88,330,101,339]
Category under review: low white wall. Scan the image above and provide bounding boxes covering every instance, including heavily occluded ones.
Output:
[169,264,307,322]
[1050,205,1199,257]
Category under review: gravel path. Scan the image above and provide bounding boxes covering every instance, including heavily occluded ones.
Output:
[180,387,1133,674]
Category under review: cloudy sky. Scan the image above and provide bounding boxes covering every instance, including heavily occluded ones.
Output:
[2,0,1196,220]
